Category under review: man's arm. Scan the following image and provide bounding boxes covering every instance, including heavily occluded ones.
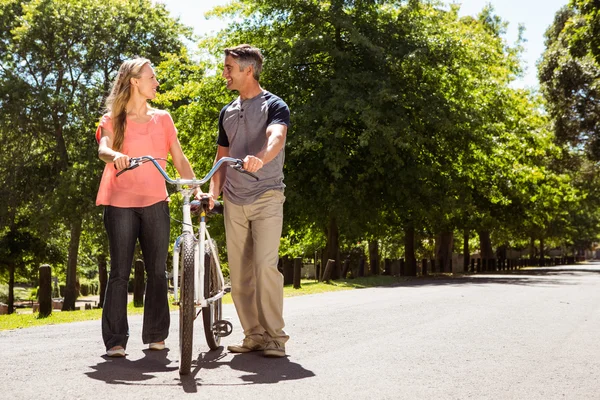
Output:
[243,123,287,173]
[206,145,230,207]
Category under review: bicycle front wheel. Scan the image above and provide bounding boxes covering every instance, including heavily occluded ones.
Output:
[179,234,195,375]
[202,241,222,350]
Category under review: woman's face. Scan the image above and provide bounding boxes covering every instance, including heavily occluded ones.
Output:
[132,63,159,100]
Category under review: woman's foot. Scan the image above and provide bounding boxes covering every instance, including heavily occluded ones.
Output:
[106,346,126,357]
[149,341,165,351]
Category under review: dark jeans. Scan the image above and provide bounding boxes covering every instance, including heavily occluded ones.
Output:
[102,201,171,350]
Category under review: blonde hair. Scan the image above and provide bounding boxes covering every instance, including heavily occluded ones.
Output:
[104,58,151,151]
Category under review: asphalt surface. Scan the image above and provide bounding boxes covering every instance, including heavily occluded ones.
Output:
[2,263,600,400]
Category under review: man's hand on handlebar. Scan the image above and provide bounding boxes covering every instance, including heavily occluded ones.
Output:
[243,155,264,173]
[195,191,216,210]
[113,153,130,171]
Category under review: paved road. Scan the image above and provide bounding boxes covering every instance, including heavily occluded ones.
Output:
[2,263,600,399]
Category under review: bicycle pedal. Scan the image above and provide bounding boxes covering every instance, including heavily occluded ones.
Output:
[213,320,233,337]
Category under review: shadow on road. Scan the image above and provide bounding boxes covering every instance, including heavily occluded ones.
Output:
[85,348,178,384]
[367,265,600,289]
[178,347,316,393]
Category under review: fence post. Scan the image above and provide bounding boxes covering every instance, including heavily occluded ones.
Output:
[358,257,365,277]
[421,259,428,276]
[322,259,336,282]
[293,257,302,289]
[430,258,436,273]
[133,259,145,307]
[283,256,294,285]
[384,258,391,275]
[341,258,350,279]
[470,258,475,273]
[38,264,52,318]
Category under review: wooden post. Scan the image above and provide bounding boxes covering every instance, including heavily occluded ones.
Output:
[293,257,302,289]
[322,259,336,282]
[283,256,294,285]
[315,262,321,282]
[463,228,469,273]
[38,264,52,318]
[384,258,392,275]
[400,258,405,276]
[369,241,379,276]
[341,259,350,279]
[470,258,475,273]
[98,254,107,308]
[133,259,145,307]
[430,258,436,273]
[421,259,428,276]
[476,258,481,273]
[358,256,365,277]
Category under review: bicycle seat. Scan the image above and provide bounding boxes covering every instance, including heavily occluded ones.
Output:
[190,199,223,215]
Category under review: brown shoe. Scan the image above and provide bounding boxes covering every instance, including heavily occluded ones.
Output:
[227,336,266,353]
[263,340,286,357]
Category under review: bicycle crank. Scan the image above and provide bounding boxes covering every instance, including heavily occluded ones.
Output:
[213,320,233,337]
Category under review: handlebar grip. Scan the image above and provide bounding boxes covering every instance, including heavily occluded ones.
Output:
[115,159,140,177]
[231,163,259,181]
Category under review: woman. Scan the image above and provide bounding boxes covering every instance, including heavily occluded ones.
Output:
[96,58,195,357]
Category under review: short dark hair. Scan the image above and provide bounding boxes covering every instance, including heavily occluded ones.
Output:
[224,44,263,81]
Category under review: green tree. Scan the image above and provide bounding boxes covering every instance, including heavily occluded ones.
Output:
[0,0,190,309]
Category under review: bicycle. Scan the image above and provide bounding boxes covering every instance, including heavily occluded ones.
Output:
[117,155,257,375]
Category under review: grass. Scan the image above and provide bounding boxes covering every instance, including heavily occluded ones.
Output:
[0,276,400,331]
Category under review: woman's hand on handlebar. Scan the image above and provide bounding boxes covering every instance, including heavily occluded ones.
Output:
[113,153,130,171]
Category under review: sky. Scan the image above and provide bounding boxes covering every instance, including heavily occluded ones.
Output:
[157,0,570,89]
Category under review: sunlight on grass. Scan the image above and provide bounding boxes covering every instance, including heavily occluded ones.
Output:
[0,276,399,331]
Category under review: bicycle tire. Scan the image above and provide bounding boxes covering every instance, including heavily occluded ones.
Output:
[202,240,222,350]
[179,234,195,375]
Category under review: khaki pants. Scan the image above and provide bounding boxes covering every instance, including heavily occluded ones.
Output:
[224,190,289,344]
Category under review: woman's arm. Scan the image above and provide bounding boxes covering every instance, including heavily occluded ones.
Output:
[169,138,195,179]
[98,127,129,171]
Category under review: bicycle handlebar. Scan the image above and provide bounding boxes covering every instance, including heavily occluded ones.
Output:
[115,155,259,184]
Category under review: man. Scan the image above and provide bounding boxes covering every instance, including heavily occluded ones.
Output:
[206,44,290,357]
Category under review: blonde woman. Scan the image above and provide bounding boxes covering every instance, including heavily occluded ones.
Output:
[96,58,195,357]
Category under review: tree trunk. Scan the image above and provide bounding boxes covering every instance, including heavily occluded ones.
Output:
[8,262,15,314]
[404,224,417,276]
[62,217,83,311]
[463,228,470,273]
[530,236,536,260]
[325,217,340,279]
[38,265,52,318]
[368,240,379,275]
[435,231,454,273]
[478,230,494,260]
[539,236,545,266]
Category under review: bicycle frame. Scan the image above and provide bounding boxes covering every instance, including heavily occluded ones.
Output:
[171,187,225,308]
[118,155,243,307]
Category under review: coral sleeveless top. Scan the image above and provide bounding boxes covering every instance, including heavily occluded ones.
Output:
[95,110,177,207]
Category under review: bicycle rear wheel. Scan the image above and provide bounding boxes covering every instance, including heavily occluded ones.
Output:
[179,234,195,375]
[202,241,222,350]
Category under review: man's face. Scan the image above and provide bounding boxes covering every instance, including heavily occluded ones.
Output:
[222,55,249,91]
